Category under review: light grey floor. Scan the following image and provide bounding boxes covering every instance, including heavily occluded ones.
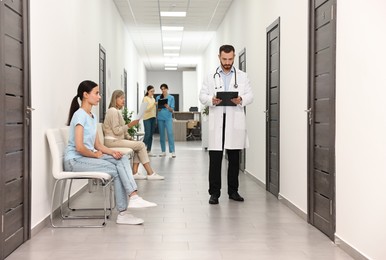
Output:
[7,139,353,260]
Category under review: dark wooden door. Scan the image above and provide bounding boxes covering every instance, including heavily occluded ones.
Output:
[124,69,128,108]
[266,18,280,197]
[0,0,31,258]
[99,44,106,122]
[238,48,246,172]
[307,0,336,240]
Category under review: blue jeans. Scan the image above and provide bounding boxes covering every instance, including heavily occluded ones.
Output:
[158,119,175,153]
[143,117,156,151]
[64,155,137,212]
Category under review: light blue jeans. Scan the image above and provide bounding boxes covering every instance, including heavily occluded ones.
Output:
[158,119,175,153]
[143,117,156,151]
[64,155,137,212]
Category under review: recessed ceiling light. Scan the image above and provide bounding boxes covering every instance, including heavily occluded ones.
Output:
[163,37,181,42]
[163,46,180,50]
[160,11,186,17]
[165,67,178,70]
[162,26,184,31]
[164,53,179,57]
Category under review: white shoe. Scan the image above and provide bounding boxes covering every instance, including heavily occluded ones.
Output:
[147,152,157,157]
[171,152,176,158]
[128,196,157,208]
[133,173,147,180]
[159,152,166,157]
[116,211,144,225]
[147,172,165,180]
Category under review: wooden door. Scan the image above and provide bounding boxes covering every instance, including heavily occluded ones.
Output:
[124,69,128,108]
[0,0,31,258]
[307,0,336,240]
[266,18,280,197]
[99,44,106,122]
[238,48,246,172]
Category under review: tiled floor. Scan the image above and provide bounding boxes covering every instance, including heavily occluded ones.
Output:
[7,139,353,260]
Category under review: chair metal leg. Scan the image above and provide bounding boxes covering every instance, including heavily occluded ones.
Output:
[51,178,114,228]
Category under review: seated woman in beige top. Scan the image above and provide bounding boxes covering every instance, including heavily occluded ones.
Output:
[103,90,164,180]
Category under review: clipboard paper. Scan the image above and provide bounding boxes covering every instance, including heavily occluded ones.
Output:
[216,91,238,106]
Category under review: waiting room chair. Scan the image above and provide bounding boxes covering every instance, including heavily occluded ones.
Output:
[46,127,114,228]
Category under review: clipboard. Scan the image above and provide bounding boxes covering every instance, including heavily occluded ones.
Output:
[216,91,238,106]
[157,98,168,108]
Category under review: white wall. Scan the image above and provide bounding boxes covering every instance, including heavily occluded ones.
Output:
[30,0,145,228]
[182,71,199,111]
[199,0,386,259]
[146,70,183,110]
[336,1,386,259]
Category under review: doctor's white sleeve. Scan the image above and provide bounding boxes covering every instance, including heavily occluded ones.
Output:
[199,76,213,107]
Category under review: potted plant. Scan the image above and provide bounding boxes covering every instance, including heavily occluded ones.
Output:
[122,107,139,138]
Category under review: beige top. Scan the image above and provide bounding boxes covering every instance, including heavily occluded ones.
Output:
[143,96,156,120]
[103,107,130,140]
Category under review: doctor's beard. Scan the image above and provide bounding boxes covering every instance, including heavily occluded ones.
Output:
[221,61,233,71]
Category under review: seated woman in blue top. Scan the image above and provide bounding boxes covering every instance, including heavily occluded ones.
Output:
[64,80,156,225]
[156,83,176,158]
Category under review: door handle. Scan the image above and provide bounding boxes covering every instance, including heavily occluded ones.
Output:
[264,110,269,122]
[305,108,312,125]
[26,106,35,113]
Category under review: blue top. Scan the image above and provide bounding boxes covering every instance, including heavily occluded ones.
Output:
[156,94,175,120]
[65,108,97,160]
[219,66,235,91]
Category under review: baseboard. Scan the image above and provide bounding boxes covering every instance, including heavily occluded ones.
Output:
[335,235,369,260]
[244,169,265,189]
[31,185,89,237]
[277,194,307,221]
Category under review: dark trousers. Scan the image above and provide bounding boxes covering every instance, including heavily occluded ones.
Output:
[208,114,240,197]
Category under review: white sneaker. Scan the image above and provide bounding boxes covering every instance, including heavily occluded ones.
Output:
[116,211,144,225]
[128,196,157,208]
[147,172,165,180]
[147,152,157,157]
[133,173,147,180]
[171,152,176,158]
[159,152,166,157]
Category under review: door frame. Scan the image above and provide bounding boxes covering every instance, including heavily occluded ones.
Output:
[98,44,106,122]
[307,0,337,240]
[265,17,281,197]
[238,48,246,172]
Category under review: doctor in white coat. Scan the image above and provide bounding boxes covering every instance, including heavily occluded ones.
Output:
[199,45,253,205]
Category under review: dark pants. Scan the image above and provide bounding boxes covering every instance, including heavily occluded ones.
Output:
[208,114,240,197]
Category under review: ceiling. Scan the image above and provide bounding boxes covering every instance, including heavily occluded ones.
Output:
[113,0,233,71]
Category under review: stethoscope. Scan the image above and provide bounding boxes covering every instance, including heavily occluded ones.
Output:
[213,66,238,89]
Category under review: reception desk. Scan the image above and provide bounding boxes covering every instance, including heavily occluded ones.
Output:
[172,112,201,141]
[172,120,189,141]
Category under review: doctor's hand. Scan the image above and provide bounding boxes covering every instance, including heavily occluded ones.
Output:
[212,97,222,106]
[231,96,242,105]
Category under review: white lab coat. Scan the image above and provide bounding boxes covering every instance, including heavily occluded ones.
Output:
[199,68,254,151]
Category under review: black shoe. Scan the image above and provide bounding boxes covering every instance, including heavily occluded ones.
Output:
[229,192,244,202]
[209,195,219,204]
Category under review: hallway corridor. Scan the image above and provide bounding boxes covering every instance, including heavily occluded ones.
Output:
[7,140,352,260]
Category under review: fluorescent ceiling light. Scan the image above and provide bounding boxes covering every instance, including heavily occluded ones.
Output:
[164,53,179,57]
[165,63,178,67]
[165,67,178,70]
[163,37,181,42]
[163,46,180,50]
[162,26,184,31]
[160,11,186,17]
